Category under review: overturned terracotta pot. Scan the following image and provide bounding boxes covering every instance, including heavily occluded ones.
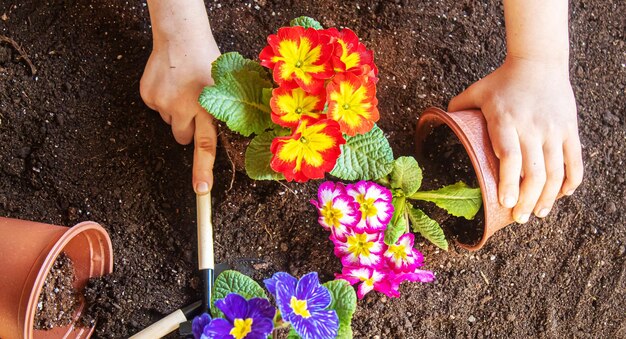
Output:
[415,107,514,251]
[0,217,113,339]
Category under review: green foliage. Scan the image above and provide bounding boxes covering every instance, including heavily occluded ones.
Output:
[245,129,290,180]
[212,52,269,82]
[323,280,357,339]
[390,156,423,196]
[290,16,324,29]
[384,196,408,245]
[211,270,268,318]
[407,203,448,251]
[199,55,274,137]
[409,181,482,220]
[330,125,394,180]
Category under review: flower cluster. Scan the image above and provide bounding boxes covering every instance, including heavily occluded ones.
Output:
[260,26,380,182]
[312,181,435,299]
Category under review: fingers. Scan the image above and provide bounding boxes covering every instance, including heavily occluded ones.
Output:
[561,135,584,196]
[533,143,564,218]
[448,82,481,112]
[171,114,195,145]
[513,140,545,224]
[488,121,522,209]
[193,111,218,195]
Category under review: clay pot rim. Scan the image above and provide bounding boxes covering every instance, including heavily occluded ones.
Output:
[24,221,113,338]
[418,107,491,251]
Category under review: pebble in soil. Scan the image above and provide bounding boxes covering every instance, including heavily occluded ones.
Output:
[34,253,79,330]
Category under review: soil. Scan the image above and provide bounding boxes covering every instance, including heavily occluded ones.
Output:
[419,125,484,247]
[0,1,624,338]
[34,253,79,330]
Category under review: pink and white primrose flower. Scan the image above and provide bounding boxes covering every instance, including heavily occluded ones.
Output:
[332,229,384,267]
[311,182,361,240]
[346,181,393,233]
[383,233,424,273]
[336,266,396,299]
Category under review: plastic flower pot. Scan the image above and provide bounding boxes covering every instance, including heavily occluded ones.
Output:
[415,107,514,251]
[0,217,113,339]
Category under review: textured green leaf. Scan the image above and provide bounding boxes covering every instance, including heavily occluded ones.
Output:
[245,129,289,180]
[330,125,394,180]
[324,280,357,339]
[409,181,482,220]
[199,70,273,137]
[290,16,323,29]
[212,52,269,82]
[391,156,423,196]
[211,270,268,318]
[407,203,448,251]
[384,196,408,245]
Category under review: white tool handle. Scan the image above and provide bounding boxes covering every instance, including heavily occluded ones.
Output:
[197,193,214,270]
[129,309,186,339]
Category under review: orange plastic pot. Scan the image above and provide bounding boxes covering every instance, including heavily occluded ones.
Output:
[0,217,113,339]
[415,107,514,251]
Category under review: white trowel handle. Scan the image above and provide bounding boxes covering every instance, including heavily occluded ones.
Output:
[197,193,214,271]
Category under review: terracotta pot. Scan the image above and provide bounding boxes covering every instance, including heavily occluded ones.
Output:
[415,107,513,251]
[0,217,113,339]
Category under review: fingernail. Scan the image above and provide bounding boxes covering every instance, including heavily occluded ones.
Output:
[536,208,550,218]
[565,189,575,196]
[196,182,209,194]
[515,213,530,224]
[503,196,517,208]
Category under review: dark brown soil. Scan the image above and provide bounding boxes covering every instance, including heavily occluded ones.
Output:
[419,125,484,246]
[1,1,624,338]
[34,253,78,330]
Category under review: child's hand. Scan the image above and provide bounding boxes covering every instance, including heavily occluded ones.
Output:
[448,56,583,223]
[141,0,221,195]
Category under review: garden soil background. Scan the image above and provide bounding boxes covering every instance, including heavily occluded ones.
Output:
[1,0,624,338]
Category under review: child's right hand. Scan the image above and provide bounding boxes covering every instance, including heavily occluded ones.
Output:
[449,56,583,223]
[141,0,221,195]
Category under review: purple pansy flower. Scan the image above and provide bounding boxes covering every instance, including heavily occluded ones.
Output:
[265,272,339,339]
[192,313,212,339]
[192,293,275,339]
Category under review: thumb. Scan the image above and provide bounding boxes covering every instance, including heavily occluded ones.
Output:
[448,82,482,112]
[193,110,218,195]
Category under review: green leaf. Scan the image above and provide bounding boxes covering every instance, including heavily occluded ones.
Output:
[407,203,448,251]
[390,156,423,196]
[212,52,270,82]
[287,328,302,339]
[199,70,274,137]
[330,125,394,180]
[409,181,482,220]
[245,129,289,180]
[290,16,323,29]
[324,280,357,339]
[211,270,268,318]
[384,196,408,245]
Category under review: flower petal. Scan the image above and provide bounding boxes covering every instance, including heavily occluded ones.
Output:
[203,318,233,338]
[215,293,248,322]
[290,309,339,339]
[246,297,276,321]
[264,272,297,298]
[192,313,212,339]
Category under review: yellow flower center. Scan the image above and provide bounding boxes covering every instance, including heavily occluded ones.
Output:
[329,81,372,129]
[274,38,325,85]
[346,232,374,257]
[321,201,343,228]
[360,276,375,286]
[230,318,253,339]
[388,244,408,261]
[356,194,378,219]
[290,296,311,318]
[275,88,321,124]
[276,121,335,171]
